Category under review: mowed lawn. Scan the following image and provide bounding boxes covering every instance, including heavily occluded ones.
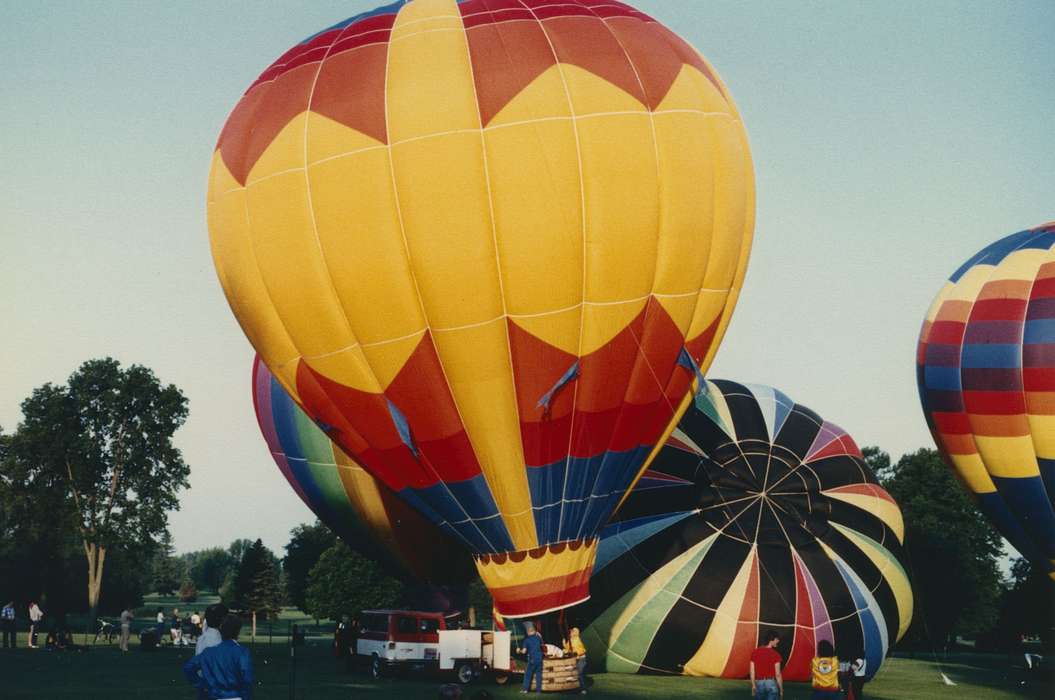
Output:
[0,631,1050,700]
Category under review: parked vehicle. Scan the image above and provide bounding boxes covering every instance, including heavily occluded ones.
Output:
[438,629,513,684]
[356,609,447,679]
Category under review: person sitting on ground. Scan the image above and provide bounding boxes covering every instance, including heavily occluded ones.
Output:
[749,630,784,699]
[195,603,227,655]
[183,614,254,700]
[45,630,59,651]
[810,640,841,699]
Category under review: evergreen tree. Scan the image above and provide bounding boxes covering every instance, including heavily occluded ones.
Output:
[246,558,283,620]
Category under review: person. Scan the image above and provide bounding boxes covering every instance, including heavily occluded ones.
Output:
[27,601,43,648]
[850,656,867,699]
[182,614,254,700]
[517,623,544,695]
[195,604,227,655]
[191,611,202,639]
[348,615,360,666]
[563,627,588,694]
[810,640,841,699]
[156,607,166,643]
[749,631,783,699]
[1,601,15,649]
[119,606,134,652]
[171,608,184,646]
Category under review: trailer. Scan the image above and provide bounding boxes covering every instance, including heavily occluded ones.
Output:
[438,629,513,684]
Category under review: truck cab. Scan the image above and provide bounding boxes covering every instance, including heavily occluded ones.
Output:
[356,609,447,679]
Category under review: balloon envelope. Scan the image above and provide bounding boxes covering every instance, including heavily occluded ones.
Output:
[210,0,754,616]
[917,223,1055,578]
[579,381,912,680]
[253,356,475,583]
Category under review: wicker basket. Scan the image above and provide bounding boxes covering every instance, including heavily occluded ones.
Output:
[541,656,581,693]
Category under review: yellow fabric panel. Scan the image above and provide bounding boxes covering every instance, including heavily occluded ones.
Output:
[307,147,426,346]
[483,119,582,317]
[1026,414,1055,460]
[560,63,647,116]
[654,294,699,339]
[390,132,504,329]
[949,452,998,494]
[432,321,536,550]
[246,112,306,184]
[305,111,386,166]
[387,0,479,142]
[988,247,1046,280]
[685,290,730,342]
[360,331,427,389]
[510,307,582,358]
[390,13,462,42]
[971,435,1041,479]
[606,534,718,645]
[303,346,383,394]
[831,523,914,641]
[581,299,648,357]
[656,63,733,116]
[683,548,755,677]
[207,153,301,393]
[945,264,991,302]
[650,110,715,297]
[333,450,398,551]
[476,540,597,589]
[487,64,572,127]
[577,112,659,305]
[922,285,952,324]
[825,491,905,543]
[245,171,373,387]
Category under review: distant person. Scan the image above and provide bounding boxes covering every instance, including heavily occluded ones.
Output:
[749,631,783,699]
[182,614,254,700]
[171,608,184,646]
[850,656,867,699]
[349,615,360,663]
[190,611,202,639]
[517,623,544,694]
[156,607,166,641]
[27,601,43,648]
[45,630,59,651]
[195,604,227,655]
[810,640,841,699]
[119,607,134,652]
[564,627,588,694]
[1,601,15,649]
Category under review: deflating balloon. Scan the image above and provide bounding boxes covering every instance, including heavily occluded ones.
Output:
[917,223,1055,579]
[253,356,475,583]
[210,0,754,617]
[579,381,912,680]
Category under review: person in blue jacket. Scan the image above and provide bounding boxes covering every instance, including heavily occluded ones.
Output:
[183,615,254,700]
[518,623,544,694]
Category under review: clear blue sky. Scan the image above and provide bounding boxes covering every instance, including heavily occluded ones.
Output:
[2,1,1052,555]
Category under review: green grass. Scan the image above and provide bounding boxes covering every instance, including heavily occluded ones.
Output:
[0,632,1049,700]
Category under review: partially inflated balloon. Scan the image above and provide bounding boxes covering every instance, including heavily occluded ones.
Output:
[210,0,754,617]
[579,381,912,680]
[253,356,474,583]
[917,223,1055,578]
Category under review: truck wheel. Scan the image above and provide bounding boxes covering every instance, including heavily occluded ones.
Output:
[370,655,384,680]
[456,663,475,684]
[493,672,510,685]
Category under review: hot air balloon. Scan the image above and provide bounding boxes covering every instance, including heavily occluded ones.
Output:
[917,223,1055,579]
[578,381,912,680]
[253,356,475,584]
[209,0,754,617]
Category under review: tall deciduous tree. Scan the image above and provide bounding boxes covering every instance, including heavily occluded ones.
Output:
[283,521,336,611]
[10,358,190,624]
[304,542,403,621]
[871,447,1003,646]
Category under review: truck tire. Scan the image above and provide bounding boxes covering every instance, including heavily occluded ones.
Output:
[493,672,510,685]
[370,655,385,680]
[456,662,475,684]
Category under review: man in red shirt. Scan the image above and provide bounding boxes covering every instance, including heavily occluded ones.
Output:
[749,631,784,699]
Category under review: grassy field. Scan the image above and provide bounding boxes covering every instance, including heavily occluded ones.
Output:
[0,628,1049,700]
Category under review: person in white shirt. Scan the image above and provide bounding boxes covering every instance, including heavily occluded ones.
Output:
[195,604,227,655]
[27,602,43,649]
[851,656,867,699]
[119,607,135,652]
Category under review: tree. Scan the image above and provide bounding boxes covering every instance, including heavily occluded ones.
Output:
[179,577,198,603]
[246,558,283,620]
[230,539,279,610]
[304,542,404,621]
[873,447,1003,646]
[184,547,236,592]
[152,531,183,595]
[283,521,336,611]
[991,558,1055,649]
[9,358,190,625]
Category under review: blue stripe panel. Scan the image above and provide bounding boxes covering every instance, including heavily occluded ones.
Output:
[991,475,1055,558]
[949,229,1055,283]
[401,477,514,554]
[771,387,795,439]
[1038,458,1055,512]
[960,343,1022,369]
[594,511,696,573]
[574,446,654,541]
[1024,319,1055,344]
[834,559,886,681]
[924,365,962,391]
[976,491,1048,570]
[268,380,334,522]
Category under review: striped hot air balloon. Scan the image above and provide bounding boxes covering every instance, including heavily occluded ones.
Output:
[253,356,475,583]
[578,381,912,680]
[209,0,754,617]
[917,223,1055,579]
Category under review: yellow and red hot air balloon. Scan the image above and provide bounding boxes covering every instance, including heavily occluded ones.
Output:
[209,0,754,617]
